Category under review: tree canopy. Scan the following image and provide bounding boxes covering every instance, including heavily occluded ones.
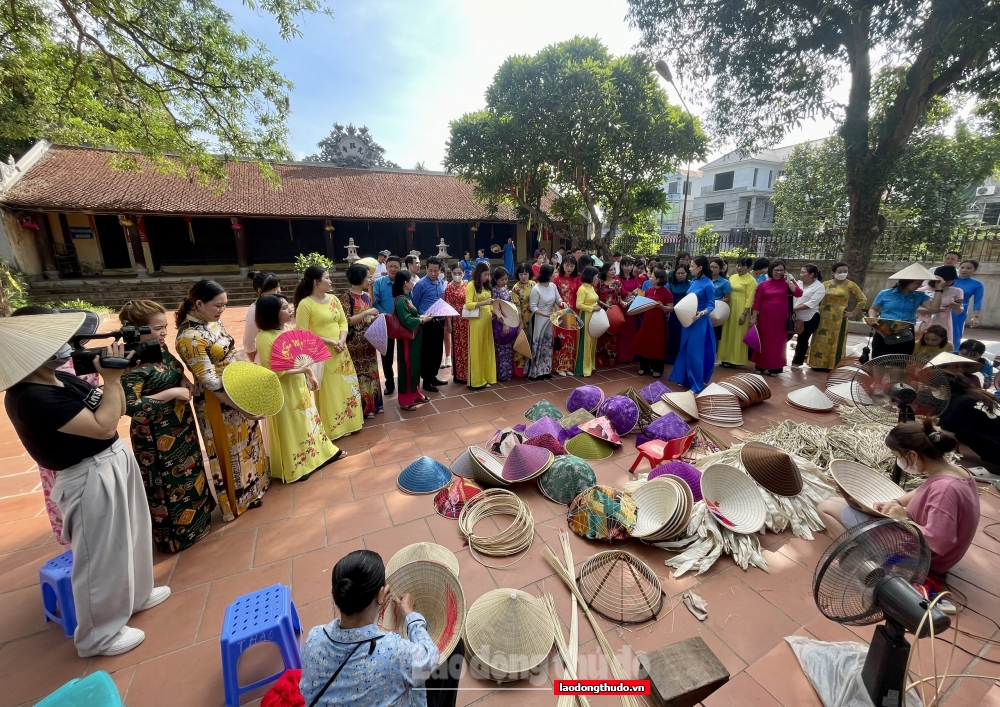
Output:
[0,0,327,182]
[445,37,707,256]
[306,123,400,168]
[627,0,1000,283]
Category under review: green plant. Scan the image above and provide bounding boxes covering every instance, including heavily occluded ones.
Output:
[718,246,753,259]
[693,224,719,254]
[0,259,31,315]
[294,252,334,274]
[43,299,115,316]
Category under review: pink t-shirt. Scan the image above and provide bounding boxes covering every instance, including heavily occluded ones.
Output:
[907,474,980,575]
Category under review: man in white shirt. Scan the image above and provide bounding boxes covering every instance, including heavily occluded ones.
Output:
[612,252,622,275]
[791,264,827,368]
[374,250,390,278]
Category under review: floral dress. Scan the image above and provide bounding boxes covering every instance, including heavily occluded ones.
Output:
[444,281,469,383]
[511,280,534,376]
[176,316,269,522]
[809,279,868,370]
[596,278,622,367]
[341,290,383,417]
[553,274,581,374]
[121,350,215,552]
[492,285,514,381]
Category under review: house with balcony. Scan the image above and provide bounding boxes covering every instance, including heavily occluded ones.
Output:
[656,168,702,255]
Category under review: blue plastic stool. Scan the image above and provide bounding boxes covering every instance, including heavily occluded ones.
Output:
[34,670,121,707]
[220,583,302,707]
[39,550,77,638]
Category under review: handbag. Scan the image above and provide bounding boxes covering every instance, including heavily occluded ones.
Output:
[786,293,797,334]
[461,305,481,319]
[385,296,418,341]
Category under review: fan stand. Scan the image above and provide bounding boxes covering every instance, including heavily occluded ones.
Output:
[889,383,916,484]
[862,618,910,707]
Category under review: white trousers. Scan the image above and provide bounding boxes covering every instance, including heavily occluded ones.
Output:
[51,440,154,656]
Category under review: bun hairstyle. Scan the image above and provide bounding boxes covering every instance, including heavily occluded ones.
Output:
[119,299,166,327]
[332,550,385,616]
[248,270,280,295]
[885,419,959,461]
[537,264,554,283]
[346,263,369,286]
[935,265,958,282]
[176,279,226,326]
[294,265,327,308]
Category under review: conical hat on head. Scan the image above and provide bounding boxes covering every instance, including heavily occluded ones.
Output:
[0,313,86,391]
[673,293,699,327]
[889,263,935,280]
[927,351,983,374]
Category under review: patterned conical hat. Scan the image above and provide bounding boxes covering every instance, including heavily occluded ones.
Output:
[644,412,692,442]
[433,478,483,519]
[525,433,568,456]
[560,408,595,430]
[580,416,621,446]
[567,485,636,540]
[501,444,555,482]
[639,380,671,404]
[566,384,605,413]
[524,416,566,442]
[537,455,596,504]
[524,399,563,423]
[597,396,639,436]
[364,314,389,356]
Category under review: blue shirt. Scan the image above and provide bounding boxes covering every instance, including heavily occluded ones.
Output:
[299,615,439,707]
[373,275,395,314]
[641,280,654,292]
[410,274,445,314]
[755,273,768,284]
[873,287,932,323]
[503,243,515,273]
[460,259,473,281]
[711,276,732,300]
[689,276,716,312]
[953,277,985,314]
[669,280,690,300]
[475,257,491,266]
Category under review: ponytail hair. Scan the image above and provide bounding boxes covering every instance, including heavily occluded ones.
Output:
[332,550,385,616]
[119,299,166,327]
[885,419,959,461]
[176,280,225,327]
[293,265,326,309]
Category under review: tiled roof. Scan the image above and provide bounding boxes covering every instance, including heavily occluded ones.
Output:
[1,145,524,221]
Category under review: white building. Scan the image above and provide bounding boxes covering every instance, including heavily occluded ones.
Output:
[658,168,702,234]
[968,176,1000,227]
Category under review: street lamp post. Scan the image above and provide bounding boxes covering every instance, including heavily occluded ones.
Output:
[655,61,693,254]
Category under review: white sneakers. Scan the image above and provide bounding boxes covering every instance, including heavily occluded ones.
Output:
[137,586,172,612]
[100,626,145,656]
[440,357,452,368]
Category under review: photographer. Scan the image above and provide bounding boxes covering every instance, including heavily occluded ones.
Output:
[1,312,169,657]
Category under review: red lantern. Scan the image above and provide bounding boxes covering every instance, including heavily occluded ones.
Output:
[20,216,39,230]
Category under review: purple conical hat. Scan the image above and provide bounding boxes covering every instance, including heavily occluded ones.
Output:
[566,384,605,413]
[426,299,460,317]
[364,314,389,356]
[524,416,567,443]
[639,380,671,404]
[648,460,703,502]
[501,444,555,482]
[599,396,639,436]
[644,411,692,442]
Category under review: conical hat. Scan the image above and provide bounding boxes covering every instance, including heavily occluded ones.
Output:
[697,383,736,398]
[495,299,521,328]
[787,385,835,412]
[588,307,610,338]
[465,589,553,682]
[927,351,983,374]
[426,299,460,317]
[649,460,703,502]
[397,456,452,494]
[386,542,460,577]
[560,408,595,429]
[564,433,615,460]
[629,479,681,539]
[524,399,563,423]
[700,463,767,534]
[449,449,474,478]
[673,293,699,327]
[579,416,621,445]
[598,396,639,436]
[662,391,699,420]
[501,444,554,482]
[644,412,691,442]
[433,478,482,519]
[364,314,389,356]
[577,550,664,623]
[567,485,636,540]
[739,441,803,497]
[223,362,284,416]
[524,416,566,442]
[0,312,86,391]
[709,300,731,325]
[513,328,532,358]
[566,384,605,413]
[537,455,596,504]
[356,257,379,273]
[889,263,935,280]
[524,433,568,456]
[468,445,508,488]
[606,304,626,335]
[627,296,657,314]
[639,380,671,404]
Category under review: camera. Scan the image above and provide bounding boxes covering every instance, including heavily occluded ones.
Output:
[71,324,163,375]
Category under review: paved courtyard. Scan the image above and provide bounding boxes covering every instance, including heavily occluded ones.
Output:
[2,306,999,707]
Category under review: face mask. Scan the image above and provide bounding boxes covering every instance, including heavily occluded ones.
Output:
[44,343,73,370]
[453,274,463,282]
[834,272,849,281]
[896,453,917,475]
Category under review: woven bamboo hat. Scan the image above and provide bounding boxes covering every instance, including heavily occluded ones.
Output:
[560,408,595,430]
[607,303,626,335]
[524,399,563,423]
[364,314,389,356]
[700,464,767,534]
[426,298,460,317]
[649,460,703,502]
[829,459,905,516]
[673,293,699,327]
[397,456,452,494]
[464,588,554,682]
[580,416,621,445]
[627,295,658,314]
[501,444,554,483]
[639,380,671,404]
[618,385,659,431]
[662,391,699,421]
[927,351,984,374]
[450,449,474,479]
[386,542,460,578]
[223,361,284,416]
[709,300,731,325]
[379,560,465,668]
[644,411,692,442]
[0,312,86,391]
[495,299,521,329]
[787,385,835,412]
[567,485,636,540]
[564,433,615,461]
[487,428,527,458]
[524,433,568,456]
[889,263,935,280]
[739,441,803,497]
[433,478,483,520]
[550,309,582,330]
[468,445,509,487]
[598,395,640,436]
[537,455,596,504]
[578,550,664,624]
[588,307,610,338]
[524,416,566,442]
[566,384,605,414]
[629,478,681,539]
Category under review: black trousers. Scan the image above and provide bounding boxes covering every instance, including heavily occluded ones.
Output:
[425,638,465,707]
[871,333,916,359]
[791,313,821,365]
[421,318,445,385]
[639,357,664,375]
[382,338,395,390]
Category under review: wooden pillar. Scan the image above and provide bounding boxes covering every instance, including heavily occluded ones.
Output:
[32,212,60,279]
[231,217,250,274]
[119,214,149,276]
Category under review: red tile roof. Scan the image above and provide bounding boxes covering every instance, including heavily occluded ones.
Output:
[2,145,523,221]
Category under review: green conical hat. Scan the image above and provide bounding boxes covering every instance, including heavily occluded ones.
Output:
[565,433,615,461]
[525,399,563,423]
[537,455,597,505]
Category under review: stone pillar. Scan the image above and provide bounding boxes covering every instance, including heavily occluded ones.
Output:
[119,214,149,277]
[231,217,250,276]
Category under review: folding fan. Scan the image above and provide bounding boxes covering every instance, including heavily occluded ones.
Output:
[269,329,331,371]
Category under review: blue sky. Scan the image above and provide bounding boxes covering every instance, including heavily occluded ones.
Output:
[220,0,841,170]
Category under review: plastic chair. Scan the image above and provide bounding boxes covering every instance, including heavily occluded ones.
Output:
[629,429,698,473]
[34,671,122,707]
[39,550,77,638]
[220,584,302,707]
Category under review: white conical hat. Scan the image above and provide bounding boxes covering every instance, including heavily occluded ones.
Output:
[709,300,731,325]
[662,391,699,420]
[0,313,86,391]
[588,307,610,338]
[927,351,983,374]
[495,299,521,328]
[888,263,935,280]
[673,293,699,327]
[696,383,736,398]
[787,385,835,411]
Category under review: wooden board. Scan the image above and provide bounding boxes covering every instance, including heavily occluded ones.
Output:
[637,636,730,707]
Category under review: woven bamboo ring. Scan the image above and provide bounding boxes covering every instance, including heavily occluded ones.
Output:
[458,489,534,568]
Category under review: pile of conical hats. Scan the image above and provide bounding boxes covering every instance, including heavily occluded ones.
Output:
[695,383,743,427]
[787,385,835,412]
[629,476,695,542]
[739,441,803,497]
[826,364,870,406]
[700,463,767,534]
[467,445,508,487]
[714,373,772,408]
[659,390,699,421]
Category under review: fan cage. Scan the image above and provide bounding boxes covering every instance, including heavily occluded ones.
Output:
[577,550,664,624]
[812,518,930,627]
[850,355,951,427]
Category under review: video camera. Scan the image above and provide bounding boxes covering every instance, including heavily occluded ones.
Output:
[71,324,163,375]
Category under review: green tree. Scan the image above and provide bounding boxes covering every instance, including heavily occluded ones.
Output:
[306,123,400,168]
[413,161,427,171]
[0,0,326,182]
[627,0,1000,285]
[612,211,663,256]
[692,224,719,255]
[445,37,706,257]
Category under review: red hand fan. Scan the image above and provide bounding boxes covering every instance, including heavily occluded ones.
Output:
[269,330,331,371]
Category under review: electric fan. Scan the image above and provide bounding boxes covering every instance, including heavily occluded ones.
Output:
[813,518,949,707]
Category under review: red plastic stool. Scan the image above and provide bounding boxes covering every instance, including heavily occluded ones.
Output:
[629,429,698,472]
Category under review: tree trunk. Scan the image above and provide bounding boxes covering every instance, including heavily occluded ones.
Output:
[842,187,885,288]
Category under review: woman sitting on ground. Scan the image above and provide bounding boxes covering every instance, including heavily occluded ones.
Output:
[912,324,952,361]
[299,549,463,707]
[937,370,1000,474]
[817,420,979,577]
